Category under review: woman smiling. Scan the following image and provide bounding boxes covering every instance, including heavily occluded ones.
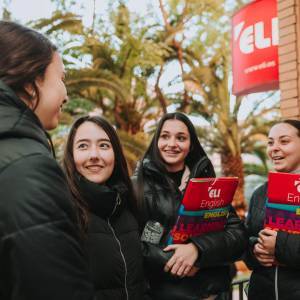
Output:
[63,115,146,300]
[245,120,300,300]
[133,112,246,300]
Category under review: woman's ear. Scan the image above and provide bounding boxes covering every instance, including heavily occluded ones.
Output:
[22,83,37,109]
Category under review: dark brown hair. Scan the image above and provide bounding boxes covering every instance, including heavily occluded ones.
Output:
[0,21,57,107]
[144,112,208,171]
[136,112,215,211]
[282,119,300,137]
[63,115,137,232]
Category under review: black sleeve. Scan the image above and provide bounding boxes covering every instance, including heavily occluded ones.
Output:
[243,184,267,270]
[0,155,98,300]
[190,205,247,268]
[275,231,300,268]
[141,241,173,271]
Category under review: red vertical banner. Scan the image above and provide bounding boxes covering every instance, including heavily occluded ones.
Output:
[232,0,279,96]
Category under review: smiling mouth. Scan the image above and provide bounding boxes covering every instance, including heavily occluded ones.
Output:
[164,150,180,154]
[86,165,104,171]
[272,156,284,162]
[164,153,179,157]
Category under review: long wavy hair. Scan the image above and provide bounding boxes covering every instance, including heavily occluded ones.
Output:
[63,115,137,232]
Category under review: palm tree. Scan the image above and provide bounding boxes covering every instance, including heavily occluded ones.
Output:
[183,35,279,216]
[117,130,149,174]
[156,0,279,216]
[32,4,169,133]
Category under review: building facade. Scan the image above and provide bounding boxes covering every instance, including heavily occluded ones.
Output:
[278,0,300,118]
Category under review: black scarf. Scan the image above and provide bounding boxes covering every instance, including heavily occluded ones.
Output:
[76,176,127,219]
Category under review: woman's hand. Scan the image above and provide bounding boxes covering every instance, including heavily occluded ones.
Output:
[186,266,199,277]
[253,228,277,267]
[253,242,275,267]
[163,243,199,277]
[258,228,277,255]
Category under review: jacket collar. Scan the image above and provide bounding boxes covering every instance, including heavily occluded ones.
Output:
[0,80,50,151]
[76,175,127,219]
[141,155,214,180]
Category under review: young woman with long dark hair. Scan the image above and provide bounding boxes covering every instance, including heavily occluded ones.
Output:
[0,21,96,300]
[63,115,145,300]
[133,112,246,300]
[245,120,300,300]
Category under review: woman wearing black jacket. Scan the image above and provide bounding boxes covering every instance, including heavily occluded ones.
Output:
[0,21,96,300]
[63,115,145,300]
[244,120,300,300]
[133,112,246,300]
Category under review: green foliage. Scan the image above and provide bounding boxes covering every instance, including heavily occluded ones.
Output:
[117,130,149,174]
[17,0,278,198]
[2,7,11,20]
[244,163,269,177]
[63,97,96,116]
[32,11,84,35]
[49,124,69,163]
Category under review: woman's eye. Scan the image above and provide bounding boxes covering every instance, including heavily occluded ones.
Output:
[177,136,187,142]
[267,141,273,146]
[78,143,88,149]
[160,134,169,140]
[280,139,289,145]
[99,143,111,149]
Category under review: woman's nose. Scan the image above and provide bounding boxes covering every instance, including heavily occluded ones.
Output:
[270,142,280,152]
[63,96,68,104]
[167,137,176,147]
[89,147,100,160]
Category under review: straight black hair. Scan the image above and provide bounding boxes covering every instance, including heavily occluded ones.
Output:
[143,112,207,173]
[135,112,212,212]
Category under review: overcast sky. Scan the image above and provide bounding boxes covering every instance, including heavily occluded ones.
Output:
[1,0,157,24]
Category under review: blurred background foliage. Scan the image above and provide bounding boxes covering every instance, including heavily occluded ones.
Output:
[3,0,281,215]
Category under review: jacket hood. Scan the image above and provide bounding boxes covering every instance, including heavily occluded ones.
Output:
[0,80,50,151]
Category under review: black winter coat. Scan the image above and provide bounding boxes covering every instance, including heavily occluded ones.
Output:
[0,81,95,300]
[79,179,145,300]
[244,183,300,300]
[133,157,246,300]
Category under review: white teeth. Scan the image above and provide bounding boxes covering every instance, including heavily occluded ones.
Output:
[86,166,103,171]
[272,157,283,160]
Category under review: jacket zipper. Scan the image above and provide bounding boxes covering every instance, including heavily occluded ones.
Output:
[275,266,278,300]
[107,194,129,300]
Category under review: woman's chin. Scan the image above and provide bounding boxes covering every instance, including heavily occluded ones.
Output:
[274,165,291,173]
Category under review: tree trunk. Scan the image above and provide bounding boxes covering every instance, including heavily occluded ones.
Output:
[155,66,167,113]
[221,152,247,218]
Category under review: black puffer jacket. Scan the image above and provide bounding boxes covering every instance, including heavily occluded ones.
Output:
[0,81,95,300]
[78,178,145,300]
[244,183,300,300]
[133,157,246,300]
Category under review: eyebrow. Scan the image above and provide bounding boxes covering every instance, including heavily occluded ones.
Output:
[268,135,291,139]
[75,138,111,144]
[161,130,188,135]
